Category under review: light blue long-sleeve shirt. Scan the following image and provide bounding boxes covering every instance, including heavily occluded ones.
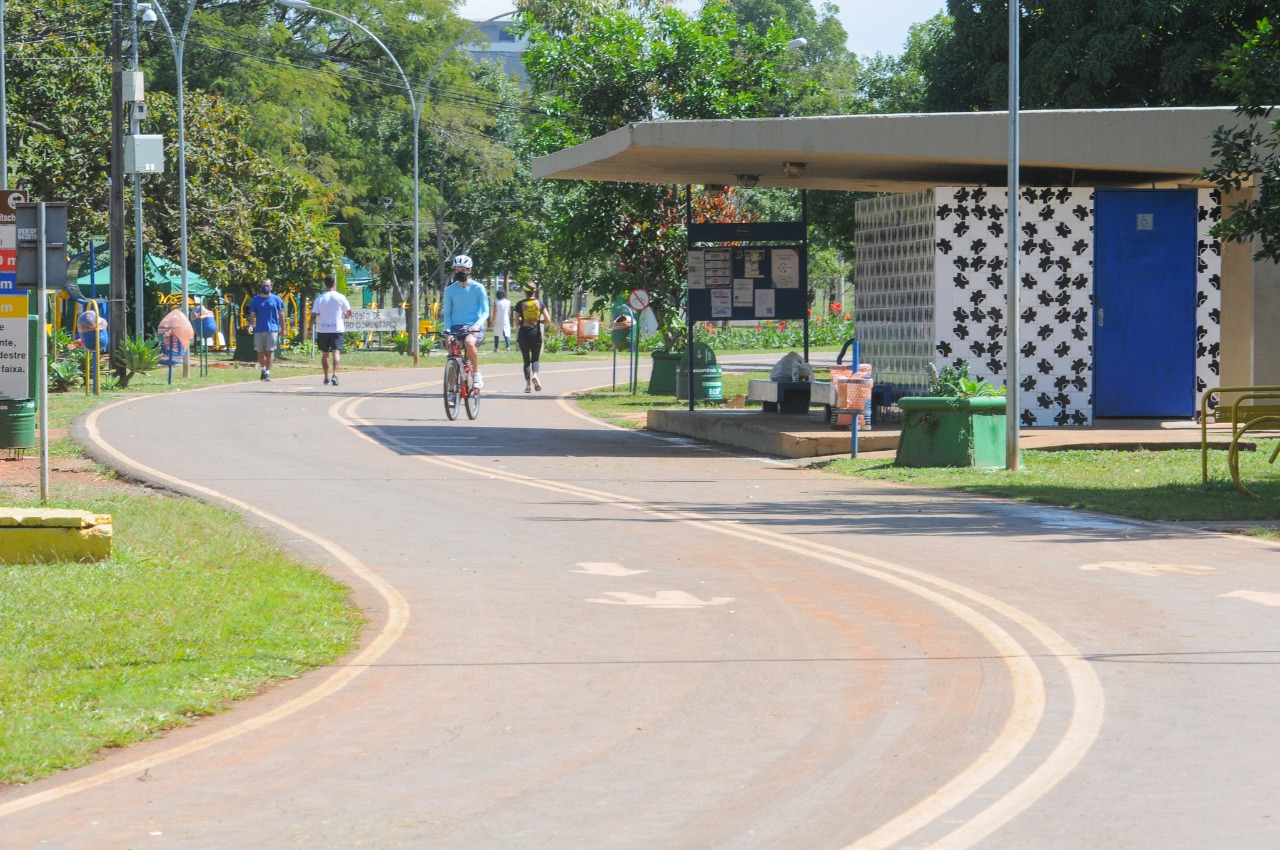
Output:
[442,280,490,329]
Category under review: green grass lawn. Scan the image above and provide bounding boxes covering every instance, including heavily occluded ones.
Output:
[579,372,1280,525]
[0,486,363,786]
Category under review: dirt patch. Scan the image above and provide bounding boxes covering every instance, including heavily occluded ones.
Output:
[0,429,157,502]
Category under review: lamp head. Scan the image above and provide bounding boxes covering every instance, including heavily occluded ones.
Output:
[735,174,760,189]
[786,37,808,51]
[782,161,807,179]
[276,0,314,8]
[138,3,158,25]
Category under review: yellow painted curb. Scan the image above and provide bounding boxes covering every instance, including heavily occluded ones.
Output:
[0,509,113,562]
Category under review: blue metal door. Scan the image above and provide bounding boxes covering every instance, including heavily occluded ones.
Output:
[1093,190,1197,417]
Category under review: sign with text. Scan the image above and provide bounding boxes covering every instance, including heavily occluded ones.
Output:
[0,295,31,399]
[0,190,28,289]
[345,307,406,333]
[15,201,68,289]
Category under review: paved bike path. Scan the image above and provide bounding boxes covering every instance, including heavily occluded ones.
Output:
[2,359,1279,849]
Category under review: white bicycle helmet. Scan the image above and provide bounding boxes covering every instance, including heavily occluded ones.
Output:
[453,254,473,271]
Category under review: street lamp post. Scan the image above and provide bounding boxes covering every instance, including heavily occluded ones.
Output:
[416,10,514,345]
[276,0,420,363]
[139,0,199,377]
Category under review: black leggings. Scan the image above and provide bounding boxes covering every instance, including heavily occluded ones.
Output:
[517,326,542,381]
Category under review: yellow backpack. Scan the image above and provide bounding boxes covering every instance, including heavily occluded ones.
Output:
[520,299,542,323]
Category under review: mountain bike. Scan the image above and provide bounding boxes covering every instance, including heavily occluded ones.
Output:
[438,332,480,421]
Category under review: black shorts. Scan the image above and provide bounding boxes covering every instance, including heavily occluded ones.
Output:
[317,332,345,353]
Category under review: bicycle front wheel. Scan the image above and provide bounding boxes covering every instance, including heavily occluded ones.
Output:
[443,358,461,420]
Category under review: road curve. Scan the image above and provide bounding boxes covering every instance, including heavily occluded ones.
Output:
[2,358,1279,849]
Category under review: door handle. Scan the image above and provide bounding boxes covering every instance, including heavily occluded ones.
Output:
[1098,308,1104,327]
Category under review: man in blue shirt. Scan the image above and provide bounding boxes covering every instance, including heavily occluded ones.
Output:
[441,255,490,389]
[249,278,287,381]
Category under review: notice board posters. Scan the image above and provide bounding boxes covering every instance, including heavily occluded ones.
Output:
[0,295,30,399]
[685,244,807,322]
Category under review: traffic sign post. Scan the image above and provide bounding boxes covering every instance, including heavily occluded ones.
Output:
[627,288,651,312]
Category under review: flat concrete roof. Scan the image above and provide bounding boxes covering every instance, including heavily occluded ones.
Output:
[532,107,1242,192]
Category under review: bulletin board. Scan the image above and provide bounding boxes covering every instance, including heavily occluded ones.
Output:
[686,220,803,323]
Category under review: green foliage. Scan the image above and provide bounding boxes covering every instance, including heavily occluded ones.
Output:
[927,361,1005,398]
[926,1,1273,111]
[47,357,83,393]
[1203,18,1280,263]
[113,335,162,389]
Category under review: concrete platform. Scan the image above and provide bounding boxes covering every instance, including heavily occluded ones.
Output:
[646,409,1259,460]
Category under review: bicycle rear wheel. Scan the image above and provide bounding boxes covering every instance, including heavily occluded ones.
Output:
[443,358,461,420]
[464,370,480,420]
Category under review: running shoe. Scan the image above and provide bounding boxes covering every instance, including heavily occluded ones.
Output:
[473,372,484,390]
[323,376,330,385]
[532,375,541,391]
[331,376,338,387]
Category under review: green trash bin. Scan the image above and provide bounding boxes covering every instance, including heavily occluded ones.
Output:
[676,364,724,401]
[648,350,683,395]
[0,399,36,449]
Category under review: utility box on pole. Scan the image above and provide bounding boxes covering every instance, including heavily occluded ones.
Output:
[125,135,164,174]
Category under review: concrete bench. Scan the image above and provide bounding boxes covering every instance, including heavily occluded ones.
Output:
[747,379,831,414]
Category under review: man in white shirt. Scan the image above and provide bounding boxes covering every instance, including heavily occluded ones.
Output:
[311,273,353,386]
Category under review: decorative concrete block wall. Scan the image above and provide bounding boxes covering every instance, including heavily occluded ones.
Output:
[851,190,936,397]
[854,187,1222,426]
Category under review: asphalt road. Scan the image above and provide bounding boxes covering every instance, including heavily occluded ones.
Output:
[3,357,1279,849]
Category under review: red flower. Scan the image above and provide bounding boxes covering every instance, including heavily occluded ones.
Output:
[830,302,842,313]
[779,320,787,329]
[843,314,851,321]
[755,325,762,331]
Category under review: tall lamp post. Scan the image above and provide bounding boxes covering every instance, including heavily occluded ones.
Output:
[138,0,199,377]
[417,10,514,334]
[276,0,419,363]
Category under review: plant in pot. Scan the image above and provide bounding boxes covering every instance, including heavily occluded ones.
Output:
[894,362,1009,468]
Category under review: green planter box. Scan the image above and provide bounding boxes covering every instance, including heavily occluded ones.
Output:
[894,396,1009,468]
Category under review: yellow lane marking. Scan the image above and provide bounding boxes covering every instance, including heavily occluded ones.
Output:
[0,394,412,821]
[340,390,1104,850]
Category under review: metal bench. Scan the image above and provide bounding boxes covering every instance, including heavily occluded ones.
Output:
[1199,385,1280,497]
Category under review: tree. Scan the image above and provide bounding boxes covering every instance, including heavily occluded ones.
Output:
[925,1,1274,112]
[1202,18,1280,263]
[7,0,339,304]
[518,0,807,342]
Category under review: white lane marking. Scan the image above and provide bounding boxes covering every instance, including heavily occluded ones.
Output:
[588,591,734,609]
[1080,562,1216,577]
[1219,590,1280,607]
[339,392,1098,850]
[575,561,648,576]
[0,394,413,822]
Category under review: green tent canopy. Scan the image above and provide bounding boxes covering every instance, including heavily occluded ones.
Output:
[72,253,219,299]
[341,257,375,286]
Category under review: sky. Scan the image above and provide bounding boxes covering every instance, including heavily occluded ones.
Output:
[455,0,946,58]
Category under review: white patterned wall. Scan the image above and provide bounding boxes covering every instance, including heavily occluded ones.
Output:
[1196,189,1223,400]
[854,186,1222,426]
[935,186,1094,426]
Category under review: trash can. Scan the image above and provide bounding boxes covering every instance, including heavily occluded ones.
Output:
[0,398,36,449]
[676,363,724,401]
[648,349,683,395]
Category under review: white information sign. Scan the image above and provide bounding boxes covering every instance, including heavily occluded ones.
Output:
[772,248,800,288]
[0,295,30,398]
[704,249,732,288]
[710,288,732,318]
[754,289,776,318]
[686,251,705,289]
[345,307,405,332]
[733,278,754,306]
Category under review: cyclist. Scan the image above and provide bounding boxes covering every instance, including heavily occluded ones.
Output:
[441,254,489,389]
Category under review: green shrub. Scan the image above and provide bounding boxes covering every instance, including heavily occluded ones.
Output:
[927,362,1005,398]
[113,335,161,389]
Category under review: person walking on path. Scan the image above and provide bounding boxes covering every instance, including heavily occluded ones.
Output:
[513,281,551,392]
[492,289,512,352]
[311,273,353,386]
[441,254,489,389]
[249,279,287,381]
